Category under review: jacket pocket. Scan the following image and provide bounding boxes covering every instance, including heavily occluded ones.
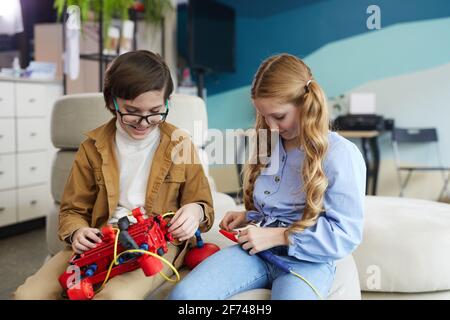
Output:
[163,165,186,183]
[152,166,186,214]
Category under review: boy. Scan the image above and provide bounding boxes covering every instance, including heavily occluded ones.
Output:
[14,50,214,299]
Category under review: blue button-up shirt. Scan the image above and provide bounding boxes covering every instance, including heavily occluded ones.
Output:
[246,132,366,263]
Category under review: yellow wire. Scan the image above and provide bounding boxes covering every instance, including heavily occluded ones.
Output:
[159,270,176,282]
[126,211,174,221]
[95,227,180,294]
[96,228,120,292]
[290,270,324,300]
[96,257,116,292]
[161,211,175,219]
[120,249,180,283]
[127,211,174,218]
[112,228,120,265]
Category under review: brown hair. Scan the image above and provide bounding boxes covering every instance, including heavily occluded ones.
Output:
[244,53,330,237]
[103,50,174,115]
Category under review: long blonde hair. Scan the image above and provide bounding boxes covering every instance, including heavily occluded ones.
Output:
[243,53,329,238]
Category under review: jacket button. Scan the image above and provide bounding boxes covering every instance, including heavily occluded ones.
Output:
[264,190,270,195]
[275,176,280,182]
[97,177,101,181]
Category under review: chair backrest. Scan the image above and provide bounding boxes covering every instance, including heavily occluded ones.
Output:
[165,93,211,179]
[50,93,112,204]
[165,93,208,148]
[51,93,112,149]
[391,127,442,168]
[392,128,438,143]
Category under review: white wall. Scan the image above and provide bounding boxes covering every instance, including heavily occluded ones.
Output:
[345,62,450,201]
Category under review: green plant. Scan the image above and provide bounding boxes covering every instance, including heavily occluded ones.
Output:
[54,0,173,37]
[142,0,173,26]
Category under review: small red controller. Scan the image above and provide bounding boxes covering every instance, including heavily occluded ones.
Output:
[219,229,239,242]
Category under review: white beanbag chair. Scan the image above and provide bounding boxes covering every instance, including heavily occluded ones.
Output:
[353,196,450,293]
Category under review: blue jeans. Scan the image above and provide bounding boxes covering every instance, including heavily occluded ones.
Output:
[167,244,336,300]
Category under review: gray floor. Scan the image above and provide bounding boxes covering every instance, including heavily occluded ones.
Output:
[0,227,48,300]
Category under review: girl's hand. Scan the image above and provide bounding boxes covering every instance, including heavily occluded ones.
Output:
[237,226,289,255]
[219,210,248,231]
[72,227,102,254]
[168,203,204,241]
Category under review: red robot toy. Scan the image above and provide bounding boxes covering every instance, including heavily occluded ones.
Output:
[58,207,222,300]
[58,207,177,300]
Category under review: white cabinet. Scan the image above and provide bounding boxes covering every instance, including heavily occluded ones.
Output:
[0,154,16,190]
[17,119,49,151]
[0,119,15,153]
[17,151,49,187]
[0,190,16,227]
[17,184,52,222]
[0,82,15,117]
[16,83,49,117]
[0,77,62,226]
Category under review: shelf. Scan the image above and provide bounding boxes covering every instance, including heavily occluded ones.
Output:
[79,53,118,62]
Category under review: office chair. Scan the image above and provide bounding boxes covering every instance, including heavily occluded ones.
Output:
[392,127,450,200]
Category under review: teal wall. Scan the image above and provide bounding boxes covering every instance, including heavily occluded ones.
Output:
[203,0,450,130]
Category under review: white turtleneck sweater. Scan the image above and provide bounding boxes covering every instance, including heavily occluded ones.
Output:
[108,119,161,224]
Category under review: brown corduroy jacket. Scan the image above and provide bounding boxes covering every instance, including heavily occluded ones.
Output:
[58,118,214,269]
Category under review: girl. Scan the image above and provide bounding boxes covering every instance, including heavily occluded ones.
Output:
[14,50,214,300]
[168,53,366,300]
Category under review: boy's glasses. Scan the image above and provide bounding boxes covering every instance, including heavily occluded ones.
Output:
[113,96,169,127]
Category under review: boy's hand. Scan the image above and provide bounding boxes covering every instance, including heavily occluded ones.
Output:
[219,210,248,231]
[71,227,102,254]
[168,203,204,241]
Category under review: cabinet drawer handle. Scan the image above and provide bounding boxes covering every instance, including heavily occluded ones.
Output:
[0,134,3,139]
[0,97,3,102]
[30,132,37,137]
[30,200,38,206]
[0,171,3,175]
[0,207,5,213]
[29,98,36,103]
[30,166,37,171]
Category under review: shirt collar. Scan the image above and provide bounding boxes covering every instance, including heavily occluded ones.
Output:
[115,118,160,151]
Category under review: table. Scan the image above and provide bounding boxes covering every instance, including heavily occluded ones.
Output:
[338,130,381,195]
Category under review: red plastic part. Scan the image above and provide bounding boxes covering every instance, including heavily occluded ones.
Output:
[101,225,116,242]
[184,243,220,270]
[58,271,71,290]
[67,279,94,300]
[132,207,146,223]
[138,254,163,276]
[219,229,239,243]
